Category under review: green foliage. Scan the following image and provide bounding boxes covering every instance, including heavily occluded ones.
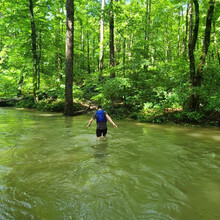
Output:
[102,78,128,103]
[134,109,206,125]
[73,84,84,100]
[81,77,99,98]
[200,64,220,113]
[91,93,106,105]
[36,99,65,112]
[14,96,83,113]
[0,0,219,126]
[143,102,153,111]
[15,95,36,108]
[0,70,18,97]
[36,88,59,100]
[103,103,129,119]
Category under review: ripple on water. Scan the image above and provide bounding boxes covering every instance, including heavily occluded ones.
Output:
[1,109,220,219]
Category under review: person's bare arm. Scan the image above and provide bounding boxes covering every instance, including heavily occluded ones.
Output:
[87,118,94,128]
[106,114,118,128]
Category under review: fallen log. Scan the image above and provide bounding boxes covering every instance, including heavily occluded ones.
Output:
[73,105,93,116]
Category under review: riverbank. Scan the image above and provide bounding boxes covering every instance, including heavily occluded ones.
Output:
[0,96,219,127]
[135,110,220,127]
[0,96,96,116]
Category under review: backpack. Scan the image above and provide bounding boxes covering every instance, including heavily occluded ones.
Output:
[96,110,107,123]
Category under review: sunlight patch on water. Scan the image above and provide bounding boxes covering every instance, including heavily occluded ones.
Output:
[38,113,62,117]
[211,135,220,142]
[187,132,202,138]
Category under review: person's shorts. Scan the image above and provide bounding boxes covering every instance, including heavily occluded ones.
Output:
[96,128,107,137]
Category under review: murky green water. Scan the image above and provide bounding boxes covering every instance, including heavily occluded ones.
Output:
[0,108,220,219]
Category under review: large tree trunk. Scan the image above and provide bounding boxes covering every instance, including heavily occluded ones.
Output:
[196,0,215,89]
[64,0,74,116]
[188,0,199,111]
[145,0,151,60]
[213,21,220,65]
[109,0,115,78]
[29,0,38,101]
[99,0,105,77]
[188,0,215,111]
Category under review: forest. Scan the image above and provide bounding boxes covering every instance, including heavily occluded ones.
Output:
[0,0,219,125]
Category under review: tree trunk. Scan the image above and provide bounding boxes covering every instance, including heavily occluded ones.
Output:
[17,72,24,97]
[38,28,42,90]
[0,34,2,50]
[99,0,105,77]
[145,0,151,60]
[183,1,189,57]
[188,0,199,111]
[123,38,126,103]
[87,30,91,74]
[64,0,74,116]
[213,21,220,65]
[114,0,118,66]
[55,14,63,84]
[188,0,215,111]
[123,38,126,76]
[93,37,96,72]
[109,0,115,78]
[28,0,38,101]
[165,16,169,62]
[128,33,133,60]
[97,35,100,72]
[81,27,85,70]
[177,10,181,57]
[196,0,215,87]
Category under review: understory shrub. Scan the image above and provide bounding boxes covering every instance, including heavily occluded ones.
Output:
[36,99,65,112]
[15,95,36,108]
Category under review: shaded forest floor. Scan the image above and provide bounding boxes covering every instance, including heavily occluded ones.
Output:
[0,96,219,127]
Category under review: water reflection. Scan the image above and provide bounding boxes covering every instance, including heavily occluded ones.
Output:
[64,116,73,138]
[64,116,73,128]
[92,140,109,161]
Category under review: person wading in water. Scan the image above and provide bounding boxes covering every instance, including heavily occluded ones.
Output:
[87,105,118,140]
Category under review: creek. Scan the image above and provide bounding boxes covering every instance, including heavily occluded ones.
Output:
[0,108,220,219]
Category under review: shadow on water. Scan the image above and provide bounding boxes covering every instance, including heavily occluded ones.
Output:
[91,139,109,161]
